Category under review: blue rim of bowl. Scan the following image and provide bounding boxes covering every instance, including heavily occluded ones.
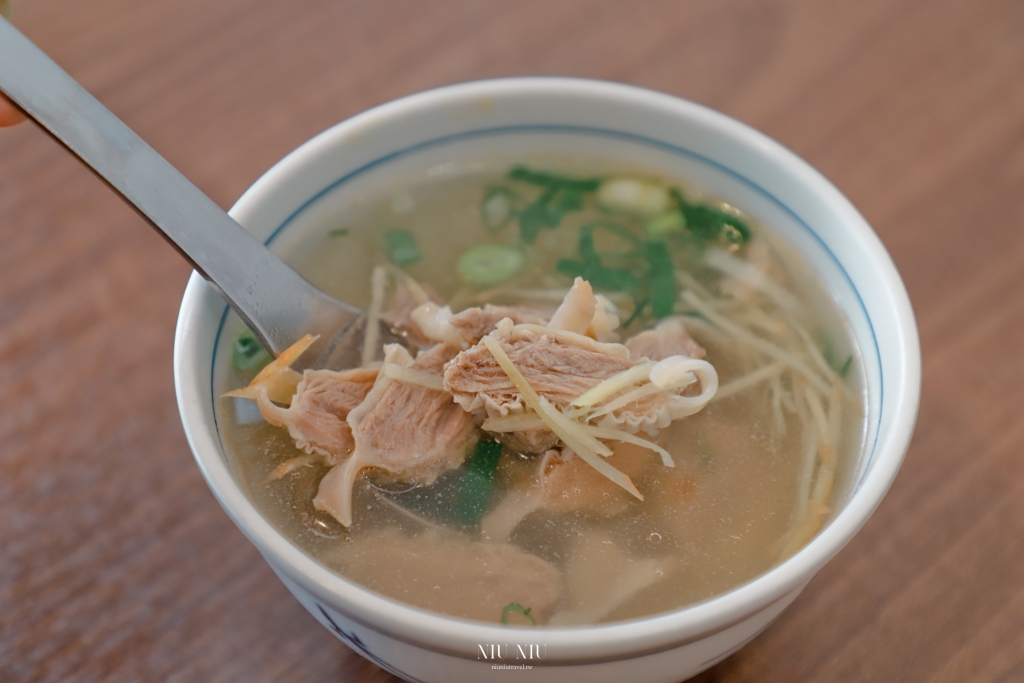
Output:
[211,123,882,487]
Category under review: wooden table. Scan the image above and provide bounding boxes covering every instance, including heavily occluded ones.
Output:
[2,1,1022,680]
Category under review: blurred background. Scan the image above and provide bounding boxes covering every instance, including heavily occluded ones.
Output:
[1,1,1022,681]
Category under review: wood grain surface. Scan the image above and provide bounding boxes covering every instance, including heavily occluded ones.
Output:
[2,1,1022,681]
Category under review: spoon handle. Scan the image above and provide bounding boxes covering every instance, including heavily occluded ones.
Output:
[0,17,360,356]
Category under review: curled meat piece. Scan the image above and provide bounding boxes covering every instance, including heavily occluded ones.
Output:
[444,320,632,421]
[591,353,718,436]
[445,317,718,448]
[224,334,377,464]
[255,367,378,464]
[314,343,477,527]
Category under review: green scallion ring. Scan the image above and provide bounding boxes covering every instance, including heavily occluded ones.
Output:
[232,330,272,371]
[500,603,536,626]
[456,244,525,286]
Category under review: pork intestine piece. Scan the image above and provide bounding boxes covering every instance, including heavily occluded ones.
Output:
[445,323,633,419]
[223,333,378,466]
[445,323,627,453]
[254,367,378,465]
[444,316,717,450]
[313,343,477,527]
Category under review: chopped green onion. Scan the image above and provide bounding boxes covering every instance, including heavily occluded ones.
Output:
[517,187,590,243]
[455,440,504,526]
[670,188,751,245]
[481,187,518,231]
[328,228,350,238]
[500,603,536,626]
[518,187,563,243]
[582,220,643,248]
[621,297,649,329]
[821,337,854,378]
[721,222,748,244]
[384,229,421,266]
[556,258,640,292]
[589,265,641,291]
[457,244,525,286]
[687,204,748,243]
[553,188,585,213]
[556,226,641,292]
[232,330,272,372]
[644,211,685,237]
[554,258,582,280]
[508,165,601,192]
[645,240,677,318]
[508,166,603,242]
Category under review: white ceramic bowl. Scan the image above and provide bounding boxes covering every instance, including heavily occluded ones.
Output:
[174,77,920,683]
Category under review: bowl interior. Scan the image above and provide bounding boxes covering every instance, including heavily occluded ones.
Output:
[175,78,919,659]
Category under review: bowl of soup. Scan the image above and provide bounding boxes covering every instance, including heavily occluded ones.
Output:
[174,77,920,682]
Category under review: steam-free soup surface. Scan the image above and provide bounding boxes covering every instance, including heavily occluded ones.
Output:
[218,159,863,626]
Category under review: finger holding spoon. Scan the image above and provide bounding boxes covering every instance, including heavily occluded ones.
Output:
[0,0,24,127]
[1,93,27,127]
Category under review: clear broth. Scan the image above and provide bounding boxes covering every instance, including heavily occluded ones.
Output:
[217,159,864,624]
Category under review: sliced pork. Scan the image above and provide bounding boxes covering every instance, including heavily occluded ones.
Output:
[444,321,633,419]
[255,367,378,464]
[314,343,477,526]
[445,315,717,448]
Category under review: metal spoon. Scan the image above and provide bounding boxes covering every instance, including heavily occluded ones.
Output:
[0,17,379,369]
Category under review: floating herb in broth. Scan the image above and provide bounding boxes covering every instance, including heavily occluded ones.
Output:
[218,160,863,626]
